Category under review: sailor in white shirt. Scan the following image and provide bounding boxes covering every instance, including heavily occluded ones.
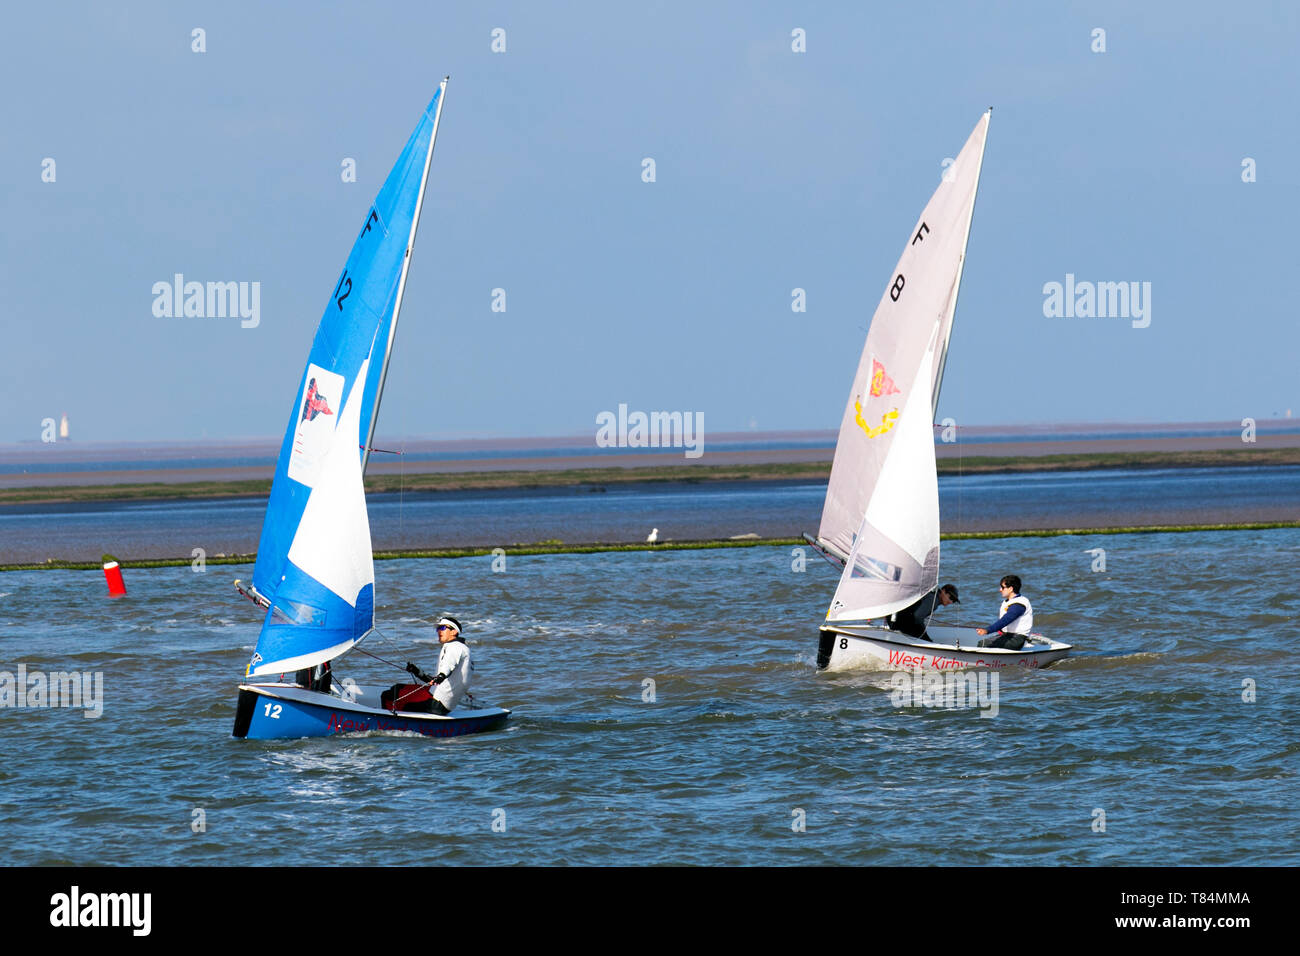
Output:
[404,616,472,715]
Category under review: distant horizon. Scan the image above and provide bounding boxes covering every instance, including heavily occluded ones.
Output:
[5,415,1298,456]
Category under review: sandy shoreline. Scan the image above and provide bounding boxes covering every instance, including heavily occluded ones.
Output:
[3,436,1299,500]
[4,424,1299,491]
[3,428,1296,565]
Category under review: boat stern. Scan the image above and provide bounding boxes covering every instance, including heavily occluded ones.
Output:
[816,627,838,669]
[232,687,258,738]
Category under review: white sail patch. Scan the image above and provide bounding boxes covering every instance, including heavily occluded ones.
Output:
[288,365,345,487]
[287,360,376,607]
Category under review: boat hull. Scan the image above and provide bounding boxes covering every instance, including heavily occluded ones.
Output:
[818,623,1071,672]
[233,683,511,740]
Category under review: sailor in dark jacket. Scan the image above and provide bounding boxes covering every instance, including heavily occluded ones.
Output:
[888,583,959,641]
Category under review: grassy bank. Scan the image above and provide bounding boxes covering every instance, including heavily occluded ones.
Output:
[4,521,1296,572]
[2,446,1298,506]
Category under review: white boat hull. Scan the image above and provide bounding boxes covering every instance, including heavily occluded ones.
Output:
[818,623,1071,672]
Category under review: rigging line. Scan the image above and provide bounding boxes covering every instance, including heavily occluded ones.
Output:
[353,645,409,672]
[957,422,963,530]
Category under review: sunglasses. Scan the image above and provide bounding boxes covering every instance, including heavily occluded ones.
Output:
[436,625,455,632]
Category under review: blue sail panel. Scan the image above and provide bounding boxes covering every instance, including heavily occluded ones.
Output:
[251,88,443,604]
[248,566,374,677]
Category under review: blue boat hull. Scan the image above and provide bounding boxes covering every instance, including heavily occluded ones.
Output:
[233,684,511,740]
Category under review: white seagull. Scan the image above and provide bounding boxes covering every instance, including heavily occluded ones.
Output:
[646,528,659,544]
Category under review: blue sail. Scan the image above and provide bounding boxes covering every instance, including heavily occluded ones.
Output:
[250,85,445,608]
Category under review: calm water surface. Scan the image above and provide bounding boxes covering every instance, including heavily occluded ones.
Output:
[1,528,1296,865]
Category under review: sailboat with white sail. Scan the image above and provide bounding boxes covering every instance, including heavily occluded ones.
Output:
[231,79,510,738]
[810,110,1071,672]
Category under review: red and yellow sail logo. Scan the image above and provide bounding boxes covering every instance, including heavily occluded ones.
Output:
[869,359,899,397]
[854,359,900,438]
[854,402,899,438]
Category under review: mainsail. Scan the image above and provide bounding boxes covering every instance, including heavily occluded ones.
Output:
[244,82,448,676]
[249,81,447,609]
[815,111,989,566]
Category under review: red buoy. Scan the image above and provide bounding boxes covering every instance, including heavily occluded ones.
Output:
[103,559,126,598]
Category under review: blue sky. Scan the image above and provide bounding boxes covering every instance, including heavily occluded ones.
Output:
[3,1,1297,444]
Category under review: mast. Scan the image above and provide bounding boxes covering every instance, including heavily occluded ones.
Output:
[361,75,449,474]
[930,107,990,414]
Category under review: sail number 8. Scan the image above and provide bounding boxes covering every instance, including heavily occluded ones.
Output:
[263,703,282,719]
[890,274,905,302]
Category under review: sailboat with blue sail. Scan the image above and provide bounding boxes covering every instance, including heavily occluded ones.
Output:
[232,78,510,739]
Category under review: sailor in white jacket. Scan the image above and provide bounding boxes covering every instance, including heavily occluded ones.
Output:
[404,616,471,715]
[975,575,1034,650]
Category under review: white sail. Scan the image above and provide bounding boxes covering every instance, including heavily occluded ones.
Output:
[815,112,990,561]
[826,335,940,622]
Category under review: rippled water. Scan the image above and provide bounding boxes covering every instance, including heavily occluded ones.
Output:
[1,528,1296,865]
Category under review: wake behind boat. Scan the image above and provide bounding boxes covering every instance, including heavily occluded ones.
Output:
[809,110,1072,673]
[231,78,511,739]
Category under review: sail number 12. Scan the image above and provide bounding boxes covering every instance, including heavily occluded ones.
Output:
[334,271,351,311]
[332,209,380,312]
[263,703,282,719]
